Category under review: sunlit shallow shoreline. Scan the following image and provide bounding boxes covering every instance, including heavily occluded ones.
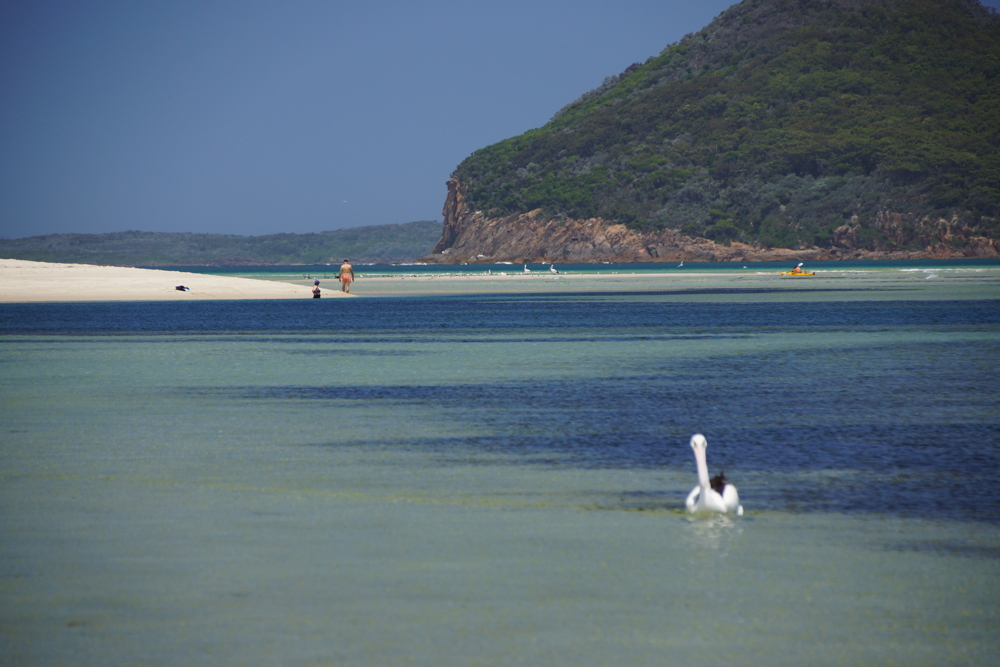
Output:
[2,257,998,302]
[253,260,1000,300]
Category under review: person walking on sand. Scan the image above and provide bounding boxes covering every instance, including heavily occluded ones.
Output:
[339,259,355,293]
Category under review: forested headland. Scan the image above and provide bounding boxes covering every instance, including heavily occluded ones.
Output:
[432,0,999,261]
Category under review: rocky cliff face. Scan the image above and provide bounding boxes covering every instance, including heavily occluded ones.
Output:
[421,180,1000,264]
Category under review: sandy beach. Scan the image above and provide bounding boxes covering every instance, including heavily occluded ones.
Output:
[3,257,998,303]
[0,259,351,302]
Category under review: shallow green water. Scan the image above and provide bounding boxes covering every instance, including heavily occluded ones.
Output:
[1,269,998,665]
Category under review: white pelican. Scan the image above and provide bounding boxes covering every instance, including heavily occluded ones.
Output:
[523,264,531,273]
[678,261,684,267]
[685,434,743,515]
[549,264,559,274]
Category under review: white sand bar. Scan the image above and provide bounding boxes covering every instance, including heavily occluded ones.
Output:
[3,258,998,302]
[0,259,352,302]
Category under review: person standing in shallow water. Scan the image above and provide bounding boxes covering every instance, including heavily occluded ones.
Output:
[312,280,321,298]
[339,259,354,293]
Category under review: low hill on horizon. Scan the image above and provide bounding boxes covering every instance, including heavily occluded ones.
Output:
[0,221,443,266]
[429,0,1000,262]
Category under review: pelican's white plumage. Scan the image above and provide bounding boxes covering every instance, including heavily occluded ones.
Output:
[685,434,743,515]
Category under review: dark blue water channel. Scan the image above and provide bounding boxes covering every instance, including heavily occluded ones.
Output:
[3,296,999,522]
[2,294,998,333]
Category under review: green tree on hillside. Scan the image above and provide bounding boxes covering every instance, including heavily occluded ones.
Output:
[453,0,1000,250]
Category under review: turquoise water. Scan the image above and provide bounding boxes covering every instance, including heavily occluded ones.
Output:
[146,257,1000,278]
[2,274,998,665]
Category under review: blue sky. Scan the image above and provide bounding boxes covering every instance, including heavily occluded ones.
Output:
[2,1,998,239]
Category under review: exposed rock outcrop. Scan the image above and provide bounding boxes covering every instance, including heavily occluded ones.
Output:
[421,180,999,264]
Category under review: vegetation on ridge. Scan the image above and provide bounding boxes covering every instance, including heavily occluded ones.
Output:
[453,0,1000,250]
[0,221,443,266]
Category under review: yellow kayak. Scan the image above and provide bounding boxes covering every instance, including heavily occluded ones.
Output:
[780,271,815,276]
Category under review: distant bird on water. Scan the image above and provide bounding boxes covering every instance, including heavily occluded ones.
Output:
[549,264,559,274]
[685,434,743,515]
[524,264,531,273]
